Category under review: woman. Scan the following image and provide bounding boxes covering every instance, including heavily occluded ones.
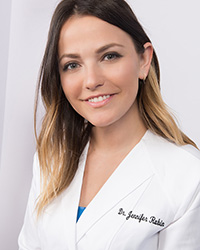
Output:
[19,0,200,249]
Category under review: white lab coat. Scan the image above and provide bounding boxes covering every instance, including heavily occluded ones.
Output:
[18,130,200,250]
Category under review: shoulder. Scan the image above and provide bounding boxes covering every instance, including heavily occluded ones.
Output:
[30,152,41,195]
[141,130,200,216]
[32,152,40,176]
[142,130,200,167]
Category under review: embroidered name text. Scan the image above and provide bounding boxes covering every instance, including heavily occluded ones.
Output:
[118,208,165,227]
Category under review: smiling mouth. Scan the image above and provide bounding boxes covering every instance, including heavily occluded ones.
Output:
[87,95,111,103]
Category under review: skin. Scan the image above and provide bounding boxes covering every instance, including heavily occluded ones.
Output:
[58,15,153,206]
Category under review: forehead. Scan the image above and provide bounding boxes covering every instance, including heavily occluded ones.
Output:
[58,15,134,54]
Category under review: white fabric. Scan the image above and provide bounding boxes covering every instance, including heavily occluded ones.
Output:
[18,130,200,250]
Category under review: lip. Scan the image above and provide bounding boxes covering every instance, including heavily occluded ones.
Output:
[84,93,113,101]
[84,94,115,108]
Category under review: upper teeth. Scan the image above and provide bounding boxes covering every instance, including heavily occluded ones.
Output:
[88,95,110,103]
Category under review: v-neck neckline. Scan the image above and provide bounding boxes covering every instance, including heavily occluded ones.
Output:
[78,129,150,208]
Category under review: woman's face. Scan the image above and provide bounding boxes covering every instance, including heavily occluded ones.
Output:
[58,15,151,128]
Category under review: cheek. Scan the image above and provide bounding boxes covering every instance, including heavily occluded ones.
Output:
[60,76,81,102]
[112,58,140,80]
[61,80,82,114]
[111,61,140,92]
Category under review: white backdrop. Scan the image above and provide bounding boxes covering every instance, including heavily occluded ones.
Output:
[0,0,199,249]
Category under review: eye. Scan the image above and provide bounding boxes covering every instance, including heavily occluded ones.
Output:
[103,52,122,61]
[63,62,80,72]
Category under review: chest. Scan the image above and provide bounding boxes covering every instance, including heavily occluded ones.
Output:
[38,175,174,250]
[79,149,131,207]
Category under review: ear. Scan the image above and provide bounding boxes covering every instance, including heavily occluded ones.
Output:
[139,42,153,80]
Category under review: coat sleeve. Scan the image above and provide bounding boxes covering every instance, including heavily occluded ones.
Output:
[18,153,41,250]
[158,182,200,250]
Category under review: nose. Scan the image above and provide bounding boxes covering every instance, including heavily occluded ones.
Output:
[84,64,104,91]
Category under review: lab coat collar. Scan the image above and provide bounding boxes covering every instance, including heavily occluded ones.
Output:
[75,130,155,243]
[60,143,89,250]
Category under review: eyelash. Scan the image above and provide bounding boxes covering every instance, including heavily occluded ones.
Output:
[62,52,123,72]
[62,62,80,72]
[102,52,122,61]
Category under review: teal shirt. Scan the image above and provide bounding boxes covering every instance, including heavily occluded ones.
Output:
[77,206,86,222]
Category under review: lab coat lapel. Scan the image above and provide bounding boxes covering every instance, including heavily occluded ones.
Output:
[61,143,89,250]
[76,136,154,243]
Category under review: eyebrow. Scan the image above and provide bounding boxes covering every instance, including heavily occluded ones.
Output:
[58,43,124,63]
[95,43,124,54]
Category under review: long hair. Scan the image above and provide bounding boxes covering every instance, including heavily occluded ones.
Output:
[35,0,197,215]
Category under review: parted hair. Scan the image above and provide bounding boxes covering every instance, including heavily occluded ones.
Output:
[35,0,197,215]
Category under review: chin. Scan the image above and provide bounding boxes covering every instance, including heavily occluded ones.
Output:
[87,117,117,128]
[86,111,126,128]
[89,121,109,128]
